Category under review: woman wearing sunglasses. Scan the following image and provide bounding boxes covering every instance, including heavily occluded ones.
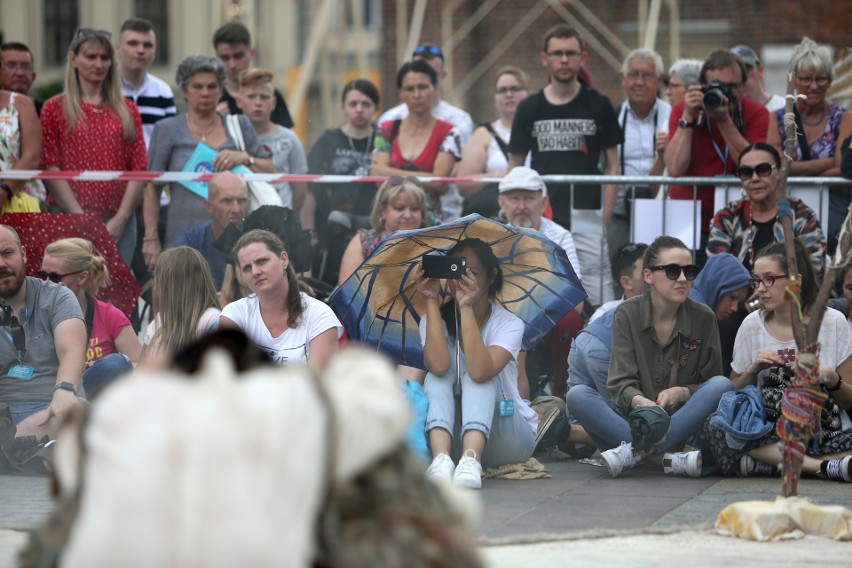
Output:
[39,28,147,266]
[707,143,826,275]
[706,240,852,481]
[566,236,731,478]
[40,238,141,399]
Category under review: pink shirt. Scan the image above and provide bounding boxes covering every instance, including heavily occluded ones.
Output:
[87,297,131,364]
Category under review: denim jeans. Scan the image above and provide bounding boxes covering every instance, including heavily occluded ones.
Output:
[566,332,613,416]
[566,375,732,452]
[83,353,133,400]
[424,370,535,469]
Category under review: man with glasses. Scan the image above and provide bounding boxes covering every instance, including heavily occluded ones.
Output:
[377,42,474,223]
[212,22,293,128]
[665,50,769,264]
[610,48,671,273]
[508,24,622,307]
[0,225,86,441]
[730,45,785,112]
[115,18,176,148]
[0,42,42,115]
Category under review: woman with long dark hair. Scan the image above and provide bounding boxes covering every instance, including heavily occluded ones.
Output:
[418,238,536,489]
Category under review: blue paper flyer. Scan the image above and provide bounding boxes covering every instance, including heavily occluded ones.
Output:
[180,143,250,199]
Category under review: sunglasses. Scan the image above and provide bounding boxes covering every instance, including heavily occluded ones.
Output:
[736,162,776,181]
[413,45,444,60]
[649,263,700,281]
[387,175,423,188]
[37,269,84,283]
[75,28,112,41]
[748,274,787,289]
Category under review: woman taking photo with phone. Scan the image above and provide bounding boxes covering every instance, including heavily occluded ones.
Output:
[566,236,731,478]
[418,238,537,489]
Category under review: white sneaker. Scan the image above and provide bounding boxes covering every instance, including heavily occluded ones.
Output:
[426,453,455,483]
[601,442,641,478]
[453,449,482,489]
[663,450,702,478]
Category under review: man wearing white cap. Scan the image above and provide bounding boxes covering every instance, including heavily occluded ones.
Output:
[498,166,582,280]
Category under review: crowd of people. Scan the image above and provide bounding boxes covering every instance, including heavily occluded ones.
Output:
[2,18,852,489]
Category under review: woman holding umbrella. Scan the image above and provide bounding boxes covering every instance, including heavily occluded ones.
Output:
[418,238,537,489]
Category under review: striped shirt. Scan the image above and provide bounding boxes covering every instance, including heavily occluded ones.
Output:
[121,73,177,148]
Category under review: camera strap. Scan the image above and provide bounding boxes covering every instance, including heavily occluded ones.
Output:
[618,103,658,177]
[1,313,27,364]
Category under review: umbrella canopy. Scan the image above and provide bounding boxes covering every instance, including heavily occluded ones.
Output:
[331,214,586,368]
[0,212,141,317]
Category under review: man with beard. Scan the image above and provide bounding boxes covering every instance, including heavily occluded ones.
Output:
[0,225,86,439]
[508,24,621,307]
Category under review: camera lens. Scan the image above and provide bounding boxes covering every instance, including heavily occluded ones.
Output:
[703,88,724,110]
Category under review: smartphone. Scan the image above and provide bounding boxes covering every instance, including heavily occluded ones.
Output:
[422,255,467,279]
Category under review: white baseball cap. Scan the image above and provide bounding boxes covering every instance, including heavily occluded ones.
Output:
[498,166,547,196]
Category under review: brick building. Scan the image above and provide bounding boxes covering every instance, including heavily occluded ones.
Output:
[379,0,852,125]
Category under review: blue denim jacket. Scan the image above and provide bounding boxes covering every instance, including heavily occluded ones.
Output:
[708,385,774,450]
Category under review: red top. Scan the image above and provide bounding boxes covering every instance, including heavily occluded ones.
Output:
[666,98,768,233]
[40,95,148,217]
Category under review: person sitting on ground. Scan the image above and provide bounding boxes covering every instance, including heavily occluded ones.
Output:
[338,176,427,285]
[536,242,648,457]
[142,246,221,361]
[420,238,536,489]
[174,171,249,291]
[565,236,732,478]
[41,238,141,399]
[706,239,852,482]
[0,225,86,439]
[220,229,341,372]
[370,60,461,226]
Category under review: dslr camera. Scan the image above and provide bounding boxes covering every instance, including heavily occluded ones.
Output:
[701,80,734,110]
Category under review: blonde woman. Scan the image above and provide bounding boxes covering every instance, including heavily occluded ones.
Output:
[41,238,141,398]
[337,176,427,285]
[143,247,221,360]
[39,28,147,265]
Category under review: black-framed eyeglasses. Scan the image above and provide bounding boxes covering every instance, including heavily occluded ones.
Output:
[387,175,423,188]
[37,270,84,283]
[748,274,787,289]
[413,45,444,60]
[796,76,830,87]
[736,162,776,181]
[650,263,700,281]
[75,28,112,41]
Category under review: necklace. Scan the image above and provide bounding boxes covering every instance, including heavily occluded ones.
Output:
[186,113,220,143]
[800,104,827,127]
[343,125,373,176]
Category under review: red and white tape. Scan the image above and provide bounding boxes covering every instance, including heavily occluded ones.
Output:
[1,170,501,184]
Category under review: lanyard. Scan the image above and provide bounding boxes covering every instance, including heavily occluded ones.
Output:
[702,103,745,170]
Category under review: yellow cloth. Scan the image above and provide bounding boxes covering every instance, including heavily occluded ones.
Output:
[1,192,41,213]
[716,496,852,541]
[482,458,551,480]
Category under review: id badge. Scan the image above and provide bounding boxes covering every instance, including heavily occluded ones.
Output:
[8,365,35,380]
[499,399,514,417]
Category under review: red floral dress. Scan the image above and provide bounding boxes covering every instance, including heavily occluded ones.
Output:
[40,95,147,217]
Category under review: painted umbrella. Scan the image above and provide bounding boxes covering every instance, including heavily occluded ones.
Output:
[331,214,587,369]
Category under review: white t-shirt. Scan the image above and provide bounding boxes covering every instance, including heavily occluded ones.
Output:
[258,125,308,209]
[538,217,582,280]
[221,292,341,367]
[419,304,537,434]
[765,93,786,113]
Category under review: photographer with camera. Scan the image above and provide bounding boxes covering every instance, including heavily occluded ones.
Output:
[0,225,87,440]
[665,50,769,263]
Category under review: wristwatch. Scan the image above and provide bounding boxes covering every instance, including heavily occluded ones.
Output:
[54,382,78,396]
[677,118,696,129]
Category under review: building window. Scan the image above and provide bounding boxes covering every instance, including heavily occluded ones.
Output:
[43,0,79,66]
[345,0,381,30]
[133,0,169,64]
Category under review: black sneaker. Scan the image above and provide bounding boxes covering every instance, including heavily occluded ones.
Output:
[534,408,571,452]
[820,456,852,482]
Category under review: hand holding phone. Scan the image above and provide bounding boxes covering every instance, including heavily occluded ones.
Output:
[422,255,466,279]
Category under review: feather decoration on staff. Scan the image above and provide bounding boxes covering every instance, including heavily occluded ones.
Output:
[774,71,837,497]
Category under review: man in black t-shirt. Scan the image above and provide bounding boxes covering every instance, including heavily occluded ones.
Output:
[508,24,622,306]
[212,22,293,128]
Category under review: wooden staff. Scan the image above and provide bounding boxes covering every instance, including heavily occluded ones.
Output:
[775,71,836,497]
